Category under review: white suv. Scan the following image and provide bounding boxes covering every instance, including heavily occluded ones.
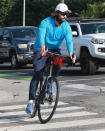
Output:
[61,18,105,75]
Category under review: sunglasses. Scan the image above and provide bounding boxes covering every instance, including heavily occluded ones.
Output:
[59,11,69,16]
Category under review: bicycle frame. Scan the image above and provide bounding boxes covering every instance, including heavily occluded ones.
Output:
[31,52,73,123]
[48,57,53,77]
[44,52,67,76]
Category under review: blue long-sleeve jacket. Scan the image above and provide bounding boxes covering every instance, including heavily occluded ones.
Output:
[34,16,73,53]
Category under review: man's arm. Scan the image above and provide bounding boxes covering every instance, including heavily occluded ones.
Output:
[38,19,47,56]
[65,23,76,63]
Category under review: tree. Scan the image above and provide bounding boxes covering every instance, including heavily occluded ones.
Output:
[24,0,59,26]
[4,0,23,26]
[0,0,15,27]
[80,2,105,18]
[0,0,105,27]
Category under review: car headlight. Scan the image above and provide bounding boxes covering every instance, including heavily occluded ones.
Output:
[91,38,105,44]
[18,44,28,49]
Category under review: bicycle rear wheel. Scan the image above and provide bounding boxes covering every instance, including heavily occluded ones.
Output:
[38,76,59,124]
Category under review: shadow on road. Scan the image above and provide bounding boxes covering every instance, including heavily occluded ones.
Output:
[0,64,33,71]
[60,67,105,76]
[0,63,105,78]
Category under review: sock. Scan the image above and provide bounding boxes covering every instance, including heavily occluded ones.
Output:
[29,100,33,103]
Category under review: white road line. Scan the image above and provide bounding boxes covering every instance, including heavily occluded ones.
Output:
[87,129,105,131]
[59,77,105,83]
[0,110,25,117]
[0,104,26,110]
[53,111,97,118]
[0,101,68,110]
[42,106,85,113]
[0,110,97,124]
[0,101,102,131]
[1,118,105,131]
[0,106,86,117]
[62,84,99,91]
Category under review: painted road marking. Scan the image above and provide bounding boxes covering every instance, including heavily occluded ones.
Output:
[0,117,105,131]
[59,77,105,83]
[0,72,28,77]
[0,101,105,131]
[0,101,68,110]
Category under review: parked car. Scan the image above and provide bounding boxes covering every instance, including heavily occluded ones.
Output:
[61,18,105,75]
[0,26,38,68]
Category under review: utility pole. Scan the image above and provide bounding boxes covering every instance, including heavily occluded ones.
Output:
[23,0,25,26]
[60,0,64,3]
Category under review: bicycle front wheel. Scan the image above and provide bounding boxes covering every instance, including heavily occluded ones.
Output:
[30,98,38,118]
[30,82,41,118]
[38,76,59,124]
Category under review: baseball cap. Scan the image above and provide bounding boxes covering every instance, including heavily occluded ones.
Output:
[55,3,71,13]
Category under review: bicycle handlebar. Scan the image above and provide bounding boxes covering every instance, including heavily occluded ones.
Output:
[38,51,76,66]
[45,52,75,67]
[46,51,75,59]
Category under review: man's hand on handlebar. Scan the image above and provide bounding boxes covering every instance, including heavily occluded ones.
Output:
[40,45,46,56]
[69,52,76,64]
[40,46,76,64]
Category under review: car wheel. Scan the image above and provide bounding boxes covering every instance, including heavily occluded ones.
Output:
[80,51,96,75]
[11,53,18,68]
[0,61,3,64]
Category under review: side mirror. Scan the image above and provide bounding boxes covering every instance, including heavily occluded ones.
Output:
[72,31,78,37]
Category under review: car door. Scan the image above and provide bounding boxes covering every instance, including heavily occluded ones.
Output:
[70,25,80,60]
[0,29,12,59]
[61,25,80,57]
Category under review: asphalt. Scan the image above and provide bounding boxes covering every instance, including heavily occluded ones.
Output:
[0,77,101,104]
[0,78,30,104]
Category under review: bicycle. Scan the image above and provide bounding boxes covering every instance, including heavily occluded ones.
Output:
[30,51,73,124]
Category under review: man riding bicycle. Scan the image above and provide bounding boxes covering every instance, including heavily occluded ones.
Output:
[26,3,76,115]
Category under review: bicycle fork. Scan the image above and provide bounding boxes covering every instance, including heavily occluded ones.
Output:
[49,60,53,77]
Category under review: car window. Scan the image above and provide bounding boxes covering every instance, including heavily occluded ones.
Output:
[96,24,105,33]
[34,28,38,36]
[70,25,79,37]
[80,23,105,35]
[3,29,10,40]
[10,28,38,39]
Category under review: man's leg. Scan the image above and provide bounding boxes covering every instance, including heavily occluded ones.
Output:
[26,51,46,114]
[29,70,42,100]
